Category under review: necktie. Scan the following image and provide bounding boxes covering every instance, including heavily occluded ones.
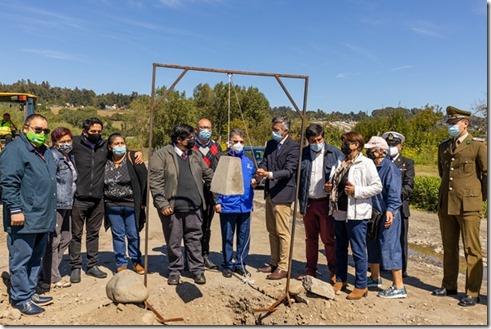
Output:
[181,151,187,160]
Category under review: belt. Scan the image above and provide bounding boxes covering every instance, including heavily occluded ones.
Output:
[308,197,329,202]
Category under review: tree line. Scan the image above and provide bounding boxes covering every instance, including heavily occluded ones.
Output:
[1,80,486,166]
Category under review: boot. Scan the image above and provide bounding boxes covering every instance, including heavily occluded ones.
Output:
[347,287,368,300]
[333,282,348,294]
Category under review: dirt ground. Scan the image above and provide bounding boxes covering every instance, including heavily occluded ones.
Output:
[0,192,487,325]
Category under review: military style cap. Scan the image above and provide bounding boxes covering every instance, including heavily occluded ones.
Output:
[382,131,405,144]
[446,106,471,122]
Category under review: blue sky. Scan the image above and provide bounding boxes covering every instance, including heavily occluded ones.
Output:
[0,0,487,114]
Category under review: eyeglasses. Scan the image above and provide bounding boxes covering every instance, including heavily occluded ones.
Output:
[29,126,50,134]
[231,140,244,144]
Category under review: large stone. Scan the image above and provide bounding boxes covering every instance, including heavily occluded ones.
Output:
[302,275,335,300]
[106,270,149,304]
[210,156,244,195]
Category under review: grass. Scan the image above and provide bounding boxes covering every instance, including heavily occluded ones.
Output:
[415,164,439,177]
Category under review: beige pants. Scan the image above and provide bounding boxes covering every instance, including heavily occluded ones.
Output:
[265,196,292,271]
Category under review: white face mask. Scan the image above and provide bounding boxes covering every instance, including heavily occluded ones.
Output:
[388,146,399,157]
[231,143,244,154]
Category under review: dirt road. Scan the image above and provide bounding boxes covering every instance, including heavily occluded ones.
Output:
[0,193,487,325]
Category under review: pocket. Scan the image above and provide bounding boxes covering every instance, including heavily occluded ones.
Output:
[463,189,483,212]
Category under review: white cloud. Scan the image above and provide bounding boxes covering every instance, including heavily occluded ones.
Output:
[391,65,415,71]
[21,49,81,61]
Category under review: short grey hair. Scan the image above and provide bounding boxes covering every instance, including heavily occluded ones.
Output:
[272,115,290,131]
[229,128,244,140]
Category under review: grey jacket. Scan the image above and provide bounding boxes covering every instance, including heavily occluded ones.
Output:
[149,144,214,212]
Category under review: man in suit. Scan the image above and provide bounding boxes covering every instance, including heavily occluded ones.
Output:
[256,115,300,280]
[432,106,487,307]
[382,131,415,278]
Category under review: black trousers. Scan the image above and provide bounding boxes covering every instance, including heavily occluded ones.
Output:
[201,185,215,256]
[69,198,105,269]
[400,215,409,275]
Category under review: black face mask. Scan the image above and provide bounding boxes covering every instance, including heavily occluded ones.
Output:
[86,133,101,144]
[367,151,377,160]
[340,143,351,155]
[185,139,196,149]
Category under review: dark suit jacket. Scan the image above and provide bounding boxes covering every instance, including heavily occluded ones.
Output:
[259,136,300,204]
[392,154,415,218]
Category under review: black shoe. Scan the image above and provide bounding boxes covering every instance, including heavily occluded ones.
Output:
[167,274,180,285]
[194,273,206,284]
[432,287,457,296]
[402,272,408,278]
[234,267,250,276]
[203,256,217,270]
[458,295,479,307]
[222,268,233,278]
[70,268,81,283]
[31,293,53,306]
[86,266,107,279]
[14,300,45,315]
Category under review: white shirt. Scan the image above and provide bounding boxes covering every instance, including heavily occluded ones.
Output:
[308,149,327,199]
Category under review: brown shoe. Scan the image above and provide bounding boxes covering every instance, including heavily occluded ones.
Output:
[134,264,145,275]
[333,282,348,294]
[296,271,316,281]
[347,287,368,300]
[117,266,127,273]
[257,264,277,273]
[266,268,288,280]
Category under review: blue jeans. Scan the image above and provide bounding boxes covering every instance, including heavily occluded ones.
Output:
[334,219,368,289]
[107,206,142,268]
[8,233,48,305]
[219,212,251,271]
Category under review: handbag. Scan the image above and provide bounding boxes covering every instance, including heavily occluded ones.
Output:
[367,208,383,240]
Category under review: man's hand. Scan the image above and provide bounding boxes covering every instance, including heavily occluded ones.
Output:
[11,213,25,226]
[161,207,173,216]
[385,211,393,228]
[324,182,333,193]
[214,204,222,213]
[134,151,144,164]
[256,168,269,179]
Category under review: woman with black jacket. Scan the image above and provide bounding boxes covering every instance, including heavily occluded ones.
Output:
[103,132,147,274]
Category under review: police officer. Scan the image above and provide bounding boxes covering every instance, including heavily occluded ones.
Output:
[432,106,487,307]
[382,131,415,278]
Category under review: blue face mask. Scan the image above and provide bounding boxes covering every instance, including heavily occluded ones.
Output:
[448,125,461,137]
[310,143,324,153]
[198,129,211,140]
[272,131,282,142]
[112,145,127,156]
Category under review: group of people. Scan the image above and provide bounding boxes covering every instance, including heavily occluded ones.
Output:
[0,104,486,316]
[1,115,147,315]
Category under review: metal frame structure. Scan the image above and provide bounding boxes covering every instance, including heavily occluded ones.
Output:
[145,63,309,316]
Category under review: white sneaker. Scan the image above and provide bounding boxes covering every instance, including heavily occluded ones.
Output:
[52,278,72,288]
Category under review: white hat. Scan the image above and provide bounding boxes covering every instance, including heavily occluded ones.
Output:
[381,131,405,144]
[364,136,389,150]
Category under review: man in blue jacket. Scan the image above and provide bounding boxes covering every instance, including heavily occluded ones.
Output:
[297,124,343,283]
[0,114,57,315]
[214,129,257,278]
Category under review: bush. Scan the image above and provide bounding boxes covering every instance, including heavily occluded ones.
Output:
[412,176,488,218]
[412,176,441,213]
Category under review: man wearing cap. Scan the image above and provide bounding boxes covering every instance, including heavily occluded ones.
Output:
[432,106,487,307]
[382,131,415,278]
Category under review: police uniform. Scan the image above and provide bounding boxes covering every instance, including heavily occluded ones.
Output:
[436,106,487,305]
[382,131,415,278]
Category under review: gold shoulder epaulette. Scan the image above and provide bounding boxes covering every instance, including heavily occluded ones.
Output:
[472,137,486,142]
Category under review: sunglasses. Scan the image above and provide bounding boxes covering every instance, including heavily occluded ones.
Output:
[30,126,51,134]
